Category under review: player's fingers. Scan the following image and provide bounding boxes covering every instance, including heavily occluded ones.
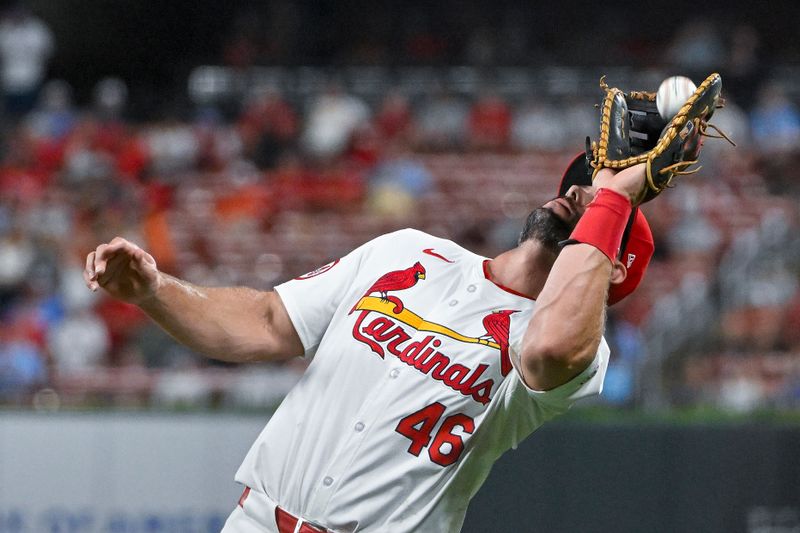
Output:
[128,248,156,277]
[95,239,132,262]
[94,239,137,276]
[85,250,96,279]
[141,249,157,267]
[84,251,98,290]
[92,243,110,277]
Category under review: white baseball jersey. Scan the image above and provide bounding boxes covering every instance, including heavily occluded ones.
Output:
[234,229,609,532]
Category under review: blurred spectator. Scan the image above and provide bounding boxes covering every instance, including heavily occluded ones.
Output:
[21,188,72,242]
[94,297,147,359]
[0,327,47,398]
[212,164,272,225]
[94,77,128,120]
[701,98,750,160]
[415,89,468,150]
[238,87,297,170]
[58,261,96,315]
[141,183,178,274]
[0,227,34,302]
[63,124,118,190]
[115,128,150,181]
[25,80,76,142]
[561,98,596,148]
[146,120,200,176]
[721,259,797,352]
[47,307,110,375]
[779,291,800,350]
[468,91,511,150]
[665,19,725,78]
[602,315,647,406]
[302,82,369,159]
[347,122,383,168]
[0,4,53,117]
[511,98,568,151]
[717,359,764,412]
[90,78,131,160]
[134,321,196,369]
[194,107,244,171]
[271,154,365,212]
[667,185,722,276]
[724,25,763,108]
[0,133,51,200]
[750,82,800,154]
[375,91,413,142]
[367,140,433,217]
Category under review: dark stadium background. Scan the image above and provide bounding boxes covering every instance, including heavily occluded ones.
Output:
[18,1,800,113]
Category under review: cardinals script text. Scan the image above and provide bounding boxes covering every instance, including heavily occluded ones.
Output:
[351,311,495,405]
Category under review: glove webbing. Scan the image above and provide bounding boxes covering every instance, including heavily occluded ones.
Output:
[616,74,721,170]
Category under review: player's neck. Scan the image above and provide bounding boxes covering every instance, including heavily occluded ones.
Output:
[487,240,558,299]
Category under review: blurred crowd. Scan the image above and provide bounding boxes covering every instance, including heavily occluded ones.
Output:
[0,6,799,412]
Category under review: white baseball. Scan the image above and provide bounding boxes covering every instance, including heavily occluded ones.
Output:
[656,76,697,120]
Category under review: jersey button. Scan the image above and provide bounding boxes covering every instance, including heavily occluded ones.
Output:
[323,477,333,486]
[354,422,365,432]
[389,369,400,379]
[467,284,477,293]
[449,299,458,306]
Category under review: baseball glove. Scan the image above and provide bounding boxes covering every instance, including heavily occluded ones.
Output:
[588,72,734,204]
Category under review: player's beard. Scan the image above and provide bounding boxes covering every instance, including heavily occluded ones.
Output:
[517,206,573,254]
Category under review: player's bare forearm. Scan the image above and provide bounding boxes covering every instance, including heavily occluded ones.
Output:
[84,237,303,363]
[139,274,303,363]
[518,165,647,389]
[520,244,610,390]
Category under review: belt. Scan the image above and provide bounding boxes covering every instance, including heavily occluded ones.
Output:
[239,487,330,533]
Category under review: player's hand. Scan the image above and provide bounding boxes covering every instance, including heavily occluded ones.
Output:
[592,163,648,206]
[84,237,161,304]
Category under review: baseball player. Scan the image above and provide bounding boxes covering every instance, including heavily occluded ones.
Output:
[83,160,654,532]
[84,71,725,532]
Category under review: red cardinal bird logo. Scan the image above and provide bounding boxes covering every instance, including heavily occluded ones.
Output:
[479,310,519,376]
[350,262,426,314]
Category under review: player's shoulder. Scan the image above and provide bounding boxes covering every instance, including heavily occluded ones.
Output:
[381,228,442,244]
[365,228,474,258]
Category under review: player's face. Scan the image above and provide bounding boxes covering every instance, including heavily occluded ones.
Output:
[543,185,595,226]
[519,185,596,253]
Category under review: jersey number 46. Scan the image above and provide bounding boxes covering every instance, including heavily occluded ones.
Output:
[394,402,474,467]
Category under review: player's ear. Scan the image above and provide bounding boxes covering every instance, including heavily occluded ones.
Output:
[610,259,628,286]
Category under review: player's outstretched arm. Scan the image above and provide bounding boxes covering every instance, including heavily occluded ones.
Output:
[519,165,645,390]
[83,237,303,363]
[519,243,612,390]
